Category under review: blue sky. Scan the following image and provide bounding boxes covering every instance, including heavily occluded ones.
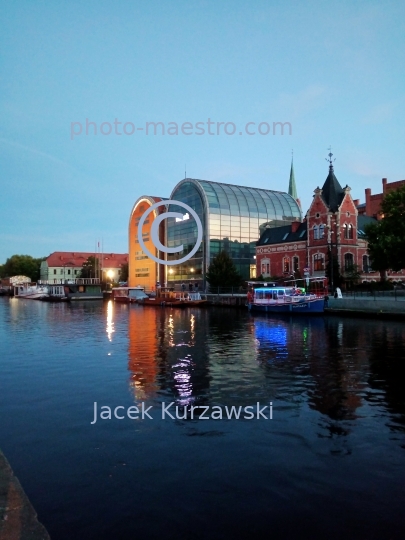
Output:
[1,0,404,261]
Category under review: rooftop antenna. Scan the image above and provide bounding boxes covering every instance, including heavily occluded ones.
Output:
[326,146,335,170]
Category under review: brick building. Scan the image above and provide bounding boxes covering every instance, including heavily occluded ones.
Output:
[255,157,385,287]
[356,177,405,220]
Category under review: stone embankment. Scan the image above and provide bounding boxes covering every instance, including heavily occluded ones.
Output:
[327,297,405,318]
[0,449,50,540]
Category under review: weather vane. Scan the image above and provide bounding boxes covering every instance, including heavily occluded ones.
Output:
[326,146,335,168]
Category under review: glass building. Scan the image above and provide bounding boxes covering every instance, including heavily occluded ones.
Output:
[166,179,302,286]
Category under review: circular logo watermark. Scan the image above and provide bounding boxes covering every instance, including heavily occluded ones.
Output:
[137,199,203,265]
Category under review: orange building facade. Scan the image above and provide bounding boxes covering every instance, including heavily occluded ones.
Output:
[128,196,166,290]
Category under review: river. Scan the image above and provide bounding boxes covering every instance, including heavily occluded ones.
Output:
[1,298,404,539]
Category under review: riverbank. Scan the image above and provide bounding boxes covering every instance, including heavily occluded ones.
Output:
[326,297,405,319]
[0,449,50,540]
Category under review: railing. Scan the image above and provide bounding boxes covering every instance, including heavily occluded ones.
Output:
[342,289,405,301]
[38,278,100,285]
[208,286,248,295]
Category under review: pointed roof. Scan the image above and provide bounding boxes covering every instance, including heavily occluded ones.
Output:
[288,158,298,200]
[321,162,344,212]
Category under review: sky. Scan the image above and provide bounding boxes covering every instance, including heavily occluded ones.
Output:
[1,0,405,262]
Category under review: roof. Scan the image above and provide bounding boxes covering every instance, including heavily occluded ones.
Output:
[357,215,377,238]
[171,178,302,222]
[256,221,307,246]
[321,165,345,212]
[45,252,128,268]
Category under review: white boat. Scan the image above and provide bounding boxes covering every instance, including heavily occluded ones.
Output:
[14,283,49,300]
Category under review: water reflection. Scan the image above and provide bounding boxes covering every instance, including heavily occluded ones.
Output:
[125,306,405,444]
[105,300,114,341]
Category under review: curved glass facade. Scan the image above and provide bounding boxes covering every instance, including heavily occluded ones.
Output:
[167,179,301,285]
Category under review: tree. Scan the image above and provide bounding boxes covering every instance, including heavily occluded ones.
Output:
[344,264,361,289]
[365,185,405,273]
[119,263,128,282]
[206,250,242,288]
[0,255,45,282]
[79,256,100,278]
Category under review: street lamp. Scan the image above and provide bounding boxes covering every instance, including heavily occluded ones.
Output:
[107,270,114,288]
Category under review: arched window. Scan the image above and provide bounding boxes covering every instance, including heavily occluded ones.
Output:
[362,255,369,273]
[261,258,270,276]
[344,253,354,270]
[283,257,290,273]
[319,224,325,238]
[314,253,325,271]
[313,225,319,240]
[343,223,354,239]
[293,256,299,272]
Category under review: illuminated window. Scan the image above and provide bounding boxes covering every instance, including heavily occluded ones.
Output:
[283,257,290,273]
[314,253,325,271]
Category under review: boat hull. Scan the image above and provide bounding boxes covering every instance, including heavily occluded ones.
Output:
[248,298,324,314]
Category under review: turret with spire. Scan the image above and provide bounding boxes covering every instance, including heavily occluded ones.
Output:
[321,148,344,212]
[288,151,301,208]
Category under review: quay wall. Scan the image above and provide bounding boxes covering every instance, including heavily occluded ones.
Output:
[0,449,50,539]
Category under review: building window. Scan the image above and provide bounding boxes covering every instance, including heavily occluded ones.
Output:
[344,224,354,239]
[344,253,354,270]
[67,269,71,275]
[53,269,57,274]
[362,255,369,273]
[314,253,325,271]
[261,259,270,276]
[319,224,325,238]
[283,257,290,273]
[293,256,299,272]
[313,225,319,240]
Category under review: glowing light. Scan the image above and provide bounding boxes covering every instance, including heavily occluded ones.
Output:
[106,300,115,341]
[107,270,114,279]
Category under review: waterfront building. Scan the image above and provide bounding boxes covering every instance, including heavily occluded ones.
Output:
[255,156,388,285]
[165,178,301,287]
[356,177,405,220]
[128,196,167,289]
[40,252,128,283]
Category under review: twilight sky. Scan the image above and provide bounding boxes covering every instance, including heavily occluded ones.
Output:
[1,0,404,261]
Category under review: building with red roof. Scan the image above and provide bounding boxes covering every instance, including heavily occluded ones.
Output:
[40,252,128,283]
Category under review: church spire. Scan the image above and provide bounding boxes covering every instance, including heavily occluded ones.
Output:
[288,152,299,204]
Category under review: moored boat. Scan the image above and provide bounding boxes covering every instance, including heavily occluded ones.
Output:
[111,286,149,303]
[137,287,207,307]
[247,279,326,314]
[13,283,49,300]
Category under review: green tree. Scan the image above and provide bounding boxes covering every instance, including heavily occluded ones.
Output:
[119,262,128,282]
[0,255,45,282]
[206,250,242,288]
[365,185,405,272]
[344,263,361,289]
[79,256,100,278]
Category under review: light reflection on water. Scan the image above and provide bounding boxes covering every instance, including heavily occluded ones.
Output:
[1,298,405,540]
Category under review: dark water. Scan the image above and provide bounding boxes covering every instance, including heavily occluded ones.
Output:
[1,298,405,540]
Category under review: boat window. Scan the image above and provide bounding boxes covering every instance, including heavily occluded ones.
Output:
[277,290,284,296]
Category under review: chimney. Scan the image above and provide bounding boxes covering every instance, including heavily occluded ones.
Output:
[365,188,372,216]
[382,178,387,193]
[291,221,300,233]
[353,199,360,206]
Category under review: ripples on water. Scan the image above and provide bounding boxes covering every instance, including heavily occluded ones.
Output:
[1,298,405,540]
